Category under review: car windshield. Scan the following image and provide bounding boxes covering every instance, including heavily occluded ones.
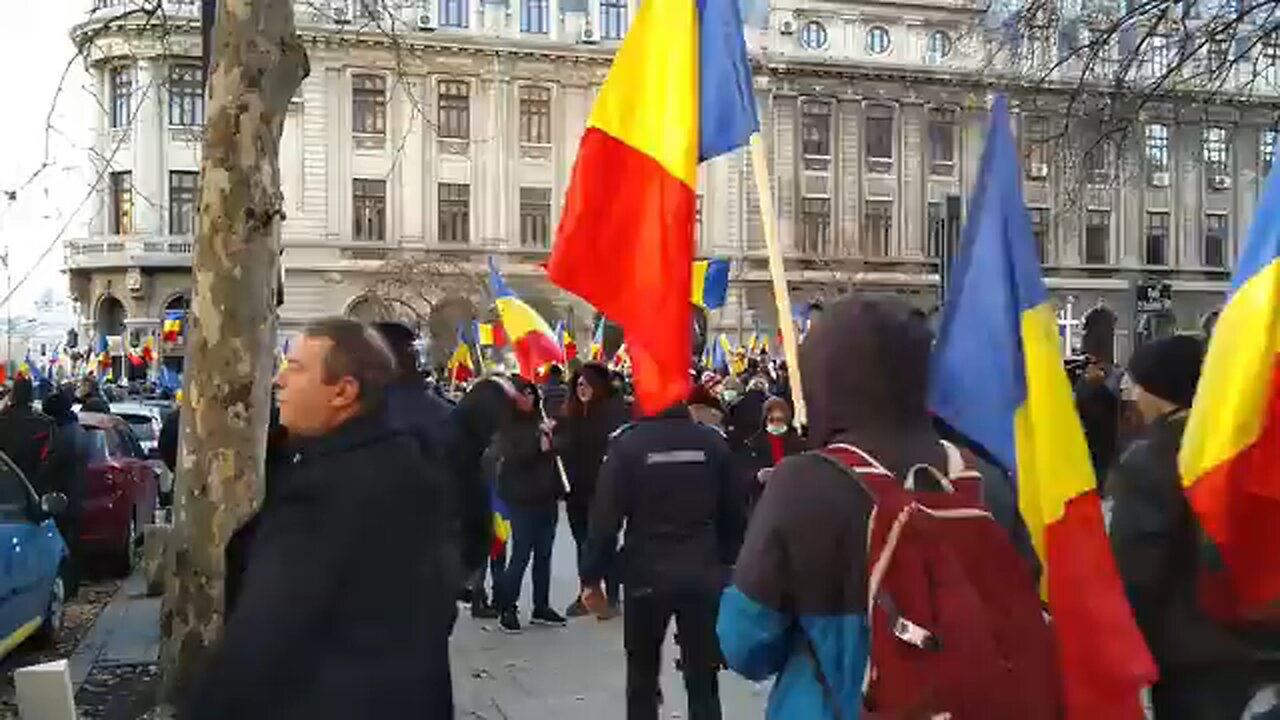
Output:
[83,428,110,464]
[118,414,156,441]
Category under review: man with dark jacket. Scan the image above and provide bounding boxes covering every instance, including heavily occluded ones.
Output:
[717,295,1034,719]
[1109,335,1280,720]
[581,400,745,720]
[188,318,456,720]
[39,390,87,589]
[0,378,59,494]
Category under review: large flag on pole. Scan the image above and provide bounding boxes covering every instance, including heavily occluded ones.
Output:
[588,317,606,361]
[928,96,1156,718]
[1179,161,1280,623]
[549,0,758,414]
[489,258,563,380]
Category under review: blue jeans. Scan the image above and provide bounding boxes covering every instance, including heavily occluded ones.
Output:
[498,506,558,612]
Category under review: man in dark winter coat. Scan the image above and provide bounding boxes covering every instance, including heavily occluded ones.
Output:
[1109,335,1280,720]
[717,295,1034,719]
[581,399,745,720]
[39,390,87,588]
[0,378,59,493]
[188,319,457,720]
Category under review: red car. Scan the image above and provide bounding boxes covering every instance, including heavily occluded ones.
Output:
[78,412,160,576]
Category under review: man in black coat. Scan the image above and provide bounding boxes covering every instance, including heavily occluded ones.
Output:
[0,378,58,493]
[188,318,457,720]
[581,401,746,720]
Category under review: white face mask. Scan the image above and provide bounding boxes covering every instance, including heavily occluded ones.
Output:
[766,422,787,436]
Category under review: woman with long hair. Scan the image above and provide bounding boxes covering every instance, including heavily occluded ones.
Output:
[557,362,628,617]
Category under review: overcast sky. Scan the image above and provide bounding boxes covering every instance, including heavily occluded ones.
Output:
[0,4,95,315]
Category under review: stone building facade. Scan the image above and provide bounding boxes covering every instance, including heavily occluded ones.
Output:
[67,0,1279,368]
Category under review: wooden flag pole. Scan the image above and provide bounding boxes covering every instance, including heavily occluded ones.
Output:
[748,132,807,428]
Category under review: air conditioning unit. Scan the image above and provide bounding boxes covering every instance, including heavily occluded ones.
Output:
[579,25,599,44]
[1150,171,1171,188]
[1210,175,1232,190]
[417,10,436,29]
[779,17,797,35]
[331,1,352,23]
[1027,162,1049,180]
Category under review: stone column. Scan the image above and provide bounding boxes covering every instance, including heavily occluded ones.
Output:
[773,92,798,252]
[135,58,165,236]
[900,101,925,258]
[837,95,861,257]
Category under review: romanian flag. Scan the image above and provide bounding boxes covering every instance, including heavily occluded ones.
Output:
[489,258,563,380]
[475,321,497,347]
[560,324,577,361]
[142,337,155,366]
[491,489,512,560]
[588,318,606,361]
[1179,157,1280,623]
[447,329,475,385]
[928,97,1155,718]
[549,0,758,415]
[611,343,632,372]
[691,258,731,310]
[162,311,183,343]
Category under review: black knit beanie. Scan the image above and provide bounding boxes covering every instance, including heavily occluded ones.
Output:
[1127,334,1206,408]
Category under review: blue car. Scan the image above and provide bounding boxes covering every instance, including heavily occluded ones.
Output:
[0,451,69,660]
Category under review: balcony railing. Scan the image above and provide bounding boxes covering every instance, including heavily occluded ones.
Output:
[66,235,195,270]
[90,0,200,18]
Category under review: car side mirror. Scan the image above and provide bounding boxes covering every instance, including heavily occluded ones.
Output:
[39,492,68,517]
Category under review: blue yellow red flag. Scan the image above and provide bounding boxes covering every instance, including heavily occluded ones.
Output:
[489,257,563,380]
[691,258,731,309]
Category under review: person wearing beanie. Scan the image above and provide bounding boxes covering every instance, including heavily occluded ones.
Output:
[1109,334,1280,719]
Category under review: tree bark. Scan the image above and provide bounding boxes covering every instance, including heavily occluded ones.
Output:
[159,0,308,703]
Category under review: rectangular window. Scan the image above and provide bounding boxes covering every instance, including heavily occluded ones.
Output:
[1029,207,1049,263]
[601,0,628,39]
[863,200,893,256]
[519,86,551,145]
[110,66,132,129]
[798,197,831,256]
[1263,128,1278,177]
[439,183,470,244]
[168,171,199,236]
[521,0,549,33]
[109,171,133,235]
[438,80,470,140]
[441,0,468,27]
[1024,116,1049,178]
[352,179,387,242]
[800,100,832,157]
[1204,213,1228,268]
[1264,38,1280,84]
[1084,139,1110,184]
[519,187,552,248]
[1145,34,1172,76]
[865,105,895,172]
[1203,126,1230,177]
[1085,210,1110,264]
[352,74,386,136]
[168,65,204,127]
[1145,123,1169,179]
[928,108,957,176]
[927,201,946,259]
[1208,37,1230,69]
[1145,211,1170,266]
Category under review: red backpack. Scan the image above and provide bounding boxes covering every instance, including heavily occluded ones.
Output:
[816,442,1062,720]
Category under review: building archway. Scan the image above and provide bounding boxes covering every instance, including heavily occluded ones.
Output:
[95,295,127,337]
[1081,304,1118,363]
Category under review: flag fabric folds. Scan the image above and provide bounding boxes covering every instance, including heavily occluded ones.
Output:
[927,96,1156,719]
[549,0,758,414]
[448,328,476,385]
[489,258,563,380]
[162,311,183,343]
[1179,162,1280,623]
[491,489,512,561]
[475,322,496,346]
[589,318,606,361]
[691,258,731,310]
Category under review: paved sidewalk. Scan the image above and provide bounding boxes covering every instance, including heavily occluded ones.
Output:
[68,574,162,690]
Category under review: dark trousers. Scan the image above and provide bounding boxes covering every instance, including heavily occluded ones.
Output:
[568,498,620,601]
[497,506,557,612]
[470,546,507,604]
[624,587,722,720]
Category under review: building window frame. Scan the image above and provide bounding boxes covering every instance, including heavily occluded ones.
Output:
[441,0,468,28]
[110,66,132,129]
[437,80,471,140]
[865,104,895,173]
[1203,125,1230,179]
[867,25,891,55]
[438,182,471,244]
[1145,210,1171,266]
[1084,138,1110,185]
[521,0,549,34]
[863,199,893,256]
[1084,209,1110,265]
[518,85,552,145]
[1204,213,1228,268]
[1145,123,1170,183]
[1023,115,1049,179]
[800,99,832,158]
[519,187,552,248]
[352,74,387,136]
[109,171,133,235]
[1263,127,1278,177]
[352,178,387,242]
[1028,207,1049,264]
[928,107,957,176]
[168,171,199,236]
[798,196,831,256]
[800,21,828,51]
[601,0,628,40]
[168,64,204,128]
[927,30,953,64]
[927,201,946,259]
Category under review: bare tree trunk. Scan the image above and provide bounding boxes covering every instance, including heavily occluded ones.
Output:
[159,0,308,703]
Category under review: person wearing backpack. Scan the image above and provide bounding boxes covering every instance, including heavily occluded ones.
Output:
[1108,335,1280,720]
[717,295,1050,720]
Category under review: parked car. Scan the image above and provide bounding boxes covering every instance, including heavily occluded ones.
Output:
[110,401,174,503]
[0,451,68,659]
[77,413,160,577]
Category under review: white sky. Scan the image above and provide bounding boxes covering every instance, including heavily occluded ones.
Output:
[0,4,96,315]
